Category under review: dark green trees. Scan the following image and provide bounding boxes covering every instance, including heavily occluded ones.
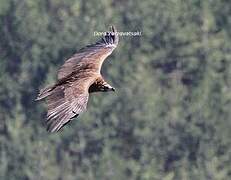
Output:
[0,0,230,179]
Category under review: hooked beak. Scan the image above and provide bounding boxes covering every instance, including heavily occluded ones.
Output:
[111,87,116,92]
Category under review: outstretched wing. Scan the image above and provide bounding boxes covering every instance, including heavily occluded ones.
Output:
[45,77,94,132]
[58,26,119,80]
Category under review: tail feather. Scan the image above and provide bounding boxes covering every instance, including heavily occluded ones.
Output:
[36,85,54,101]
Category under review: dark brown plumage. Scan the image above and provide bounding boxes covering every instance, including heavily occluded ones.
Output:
[36,26,119,132]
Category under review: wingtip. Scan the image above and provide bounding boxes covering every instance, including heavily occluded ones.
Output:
[108,25,119,46]
[35,96,41,101]
[110,25,117,33]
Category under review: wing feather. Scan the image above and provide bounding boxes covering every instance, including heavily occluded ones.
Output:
[46,79,92,132]
[58,26,119,80]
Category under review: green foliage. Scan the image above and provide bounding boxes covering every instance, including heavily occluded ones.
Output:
[0,0,231,179]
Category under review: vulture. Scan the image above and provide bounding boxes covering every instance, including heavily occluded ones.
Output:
[36,26,119,132]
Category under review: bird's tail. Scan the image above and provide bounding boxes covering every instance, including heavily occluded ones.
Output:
[35,85,55,101]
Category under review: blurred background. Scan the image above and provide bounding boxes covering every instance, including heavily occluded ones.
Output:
[0,0,231,179]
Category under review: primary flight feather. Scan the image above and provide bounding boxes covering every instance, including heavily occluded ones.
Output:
[36,26,119,132]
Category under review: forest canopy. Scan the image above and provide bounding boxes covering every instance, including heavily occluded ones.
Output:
[0,0,231,179]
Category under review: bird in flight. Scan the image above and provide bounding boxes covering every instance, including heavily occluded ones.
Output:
[36,26,119,132]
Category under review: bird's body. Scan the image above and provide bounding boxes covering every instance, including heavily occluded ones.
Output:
[36,26,118,132]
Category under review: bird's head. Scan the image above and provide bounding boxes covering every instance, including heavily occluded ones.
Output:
[102,84,115,92]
